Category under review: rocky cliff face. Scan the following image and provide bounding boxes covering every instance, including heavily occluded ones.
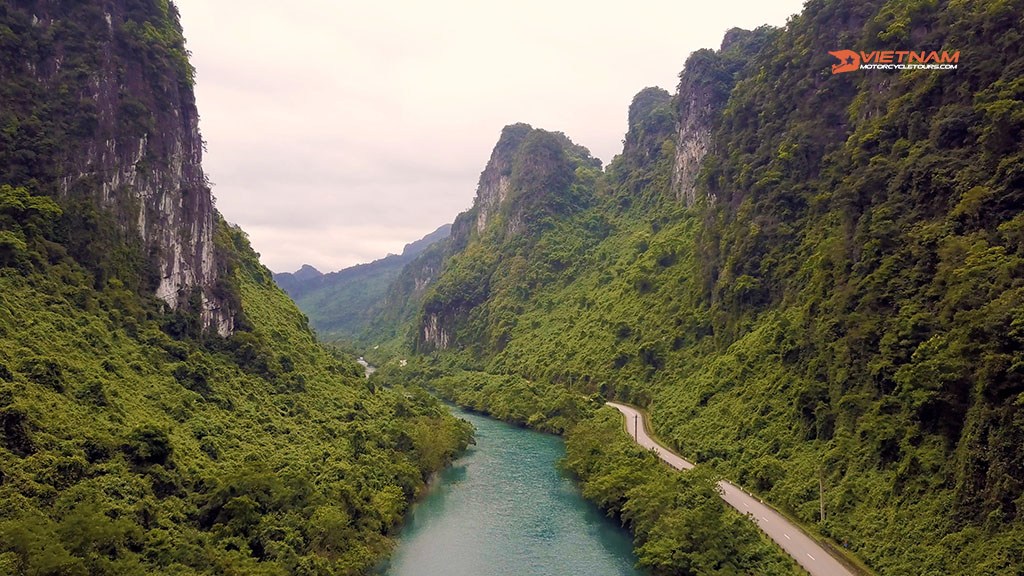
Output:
[0,1,233,335]
[671,27,774,205]
[671,52,721,206]
[471,123,532,236]
[414,125,600,352]
[460,124,597,245]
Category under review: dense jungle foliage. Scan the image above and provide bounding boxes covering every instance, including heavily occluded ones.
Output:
[0,1,473,573]
[362,0,1024,573]
[563,408,802,576]
[0,186,472,575]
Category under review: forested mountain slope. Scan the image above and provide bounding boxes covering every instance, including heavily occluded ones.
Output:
[274,224,450,342]
[0,2,470,574]
[366,0,1024,573]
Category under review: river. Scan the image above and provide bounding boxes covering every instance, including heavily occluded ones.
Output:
[380,406,644,576]
[357,357,376,377]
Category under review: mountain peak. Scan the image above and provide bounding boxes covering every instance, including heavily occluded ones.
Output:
[465,124,601,240]
[294,264,323,281]
[627,87,671,130]
[619,87,674,172]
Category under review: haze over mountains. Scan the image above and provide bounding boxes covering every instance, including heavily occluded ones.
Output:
[273,223,451,341]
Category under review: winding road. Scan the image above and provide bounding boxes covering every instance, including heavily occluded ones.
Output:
[606,402,856,576]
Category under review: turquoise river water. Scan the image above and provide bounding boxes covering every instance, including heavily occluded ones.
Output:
[379,406,645,576]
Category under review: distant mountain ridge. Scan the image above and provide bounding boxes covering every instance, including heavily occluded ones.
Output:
[273,223,451,339]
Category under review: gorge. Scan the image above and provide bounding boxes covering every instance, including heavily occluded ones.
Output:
[2,0,1023,575]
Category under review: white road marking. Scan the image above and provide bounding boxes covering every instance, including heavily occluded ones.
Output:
[761,516,769,521]
[807,554,816,561]
[784,534,791,540]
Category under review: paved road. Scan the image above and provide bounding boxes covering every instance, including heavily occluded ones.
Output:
[607,402,856,576]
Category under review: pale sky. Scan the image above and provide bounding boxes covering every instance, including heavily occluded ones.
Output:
[174,0,805,274]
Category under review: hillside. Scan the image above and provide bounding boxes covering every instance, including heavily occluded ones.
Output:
[274,224,450,342]
[0,3,470,575]
[363,0,1024,573]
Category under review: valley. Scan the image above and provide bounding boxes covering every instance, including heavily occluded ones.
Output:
[1,0,1022,574]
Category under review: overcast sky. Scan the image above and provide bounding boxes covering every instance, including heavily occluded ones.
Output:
[174,0,806,274]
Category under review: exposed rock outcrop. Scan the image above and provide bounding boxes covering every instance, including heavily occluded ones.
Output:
[473,123,532,235]
[671,49,731,206]
[413,124,600,352]
[460,124,599,246]
[1,1,234,334]
[671,27,774,206]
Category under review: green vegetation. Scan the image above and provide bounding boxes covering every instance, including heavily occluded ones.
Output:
[361,0,1024,573]
[0,2,473,569]
[410,125,605,354]
[563,408,801,576]
[5,0,1021,573]
[0,185,473,575]
[372,360,802,574]
[274,224,450,344]
[119,0,196,86]
[377,355,601,434]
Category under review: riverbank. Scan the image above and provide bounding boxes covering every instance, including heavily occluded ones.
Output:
[610,402,876,576]
[371,359,804,575]
[608,402,870,576]
[379,405,643,576]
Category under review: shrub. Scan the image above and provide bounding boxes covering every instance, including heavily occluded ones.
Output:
[123,425,172,467]
[74,380,107,406]
[18,356,65,392]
